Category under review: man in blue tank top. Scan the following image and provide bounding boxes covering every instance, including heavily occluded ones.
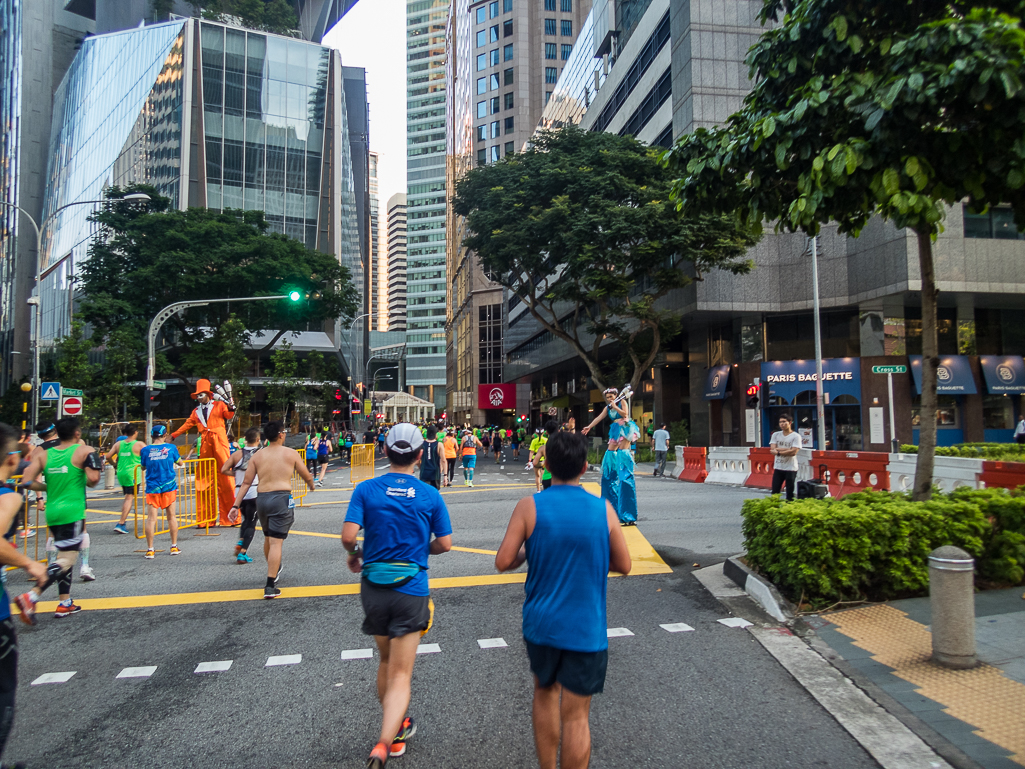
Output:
[496,430,632,769]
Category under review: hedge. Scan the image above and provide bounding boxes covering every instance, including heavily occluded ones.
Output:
[898,442,1025,462]
[742,488,1025,606]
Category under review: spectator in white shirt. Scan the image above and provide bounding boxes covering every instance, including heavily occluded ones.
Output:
[769,414,803,501]
[652,425,670,477]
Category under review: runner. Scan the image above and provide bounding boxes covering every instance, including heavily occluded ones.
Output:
[14,417,101,623]
[377,427,387,456]
[495,430,631,769]
[529,428,549,492]
[107,424,143,536]
[342,423,452,768]
[492,428,503,464]
[442,430,457,487]
[316,427,331,486]
[514,424,527,460]
[229,421,315,598]
[221,427,261,564]
[304,432,319,479]
[418,425,442,489]
[534,421,559,490]
[460,429,484,487]
[0,421,48,763]
[140,425,183,560]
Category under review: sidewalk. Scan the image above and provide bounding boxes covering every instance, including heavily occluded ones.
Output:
[811,587,1025,768]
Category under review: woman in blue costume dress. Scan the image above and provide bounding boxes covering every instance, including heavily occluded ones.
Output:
[582,386,640,525]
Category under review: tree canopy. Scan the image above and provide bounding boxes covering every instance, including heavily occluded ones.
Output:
[452,127,759,391]
[663,0,1025,499]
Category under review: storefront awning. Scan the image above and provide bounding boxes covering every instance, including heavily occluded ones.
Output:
[703,365,731,400]
[980,356,1025,394]
[910,355,977,394]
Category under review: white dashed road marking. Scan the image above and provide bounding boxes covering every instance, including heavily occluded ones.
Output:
[416,643,441,654]
[31,671,76,685]
[660,623,695,633]
[265,654,302,667]
[194,660,233,673]
[477,638,508,649]
[117,666,157,679]
[606,627,634,638]
[717,618,753,628]
[341,648,374,660]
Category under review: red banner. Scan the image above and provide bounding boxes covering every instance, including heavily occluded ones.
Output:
[478,383,516,410]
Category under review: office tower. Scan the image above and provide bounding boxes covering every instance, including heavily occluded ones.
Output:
[369,151,381,330]
[405,0,449,408]
[386,193,408,332]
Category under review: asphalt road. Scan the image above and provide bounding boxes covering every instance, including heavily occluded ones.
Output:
[2,452,877,769]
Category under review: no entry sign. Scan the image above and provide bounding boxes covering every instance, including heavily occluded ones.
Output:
[61,396,83,416]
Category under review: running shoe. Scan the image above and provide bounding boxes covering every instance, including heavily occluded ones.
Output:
[113,524,130,535]
[13,593,35,626]
[468,481,473,487]
[144,549,155,559]
[263,585,281,599]
[274,565,283,584]
[23,528,35,538]
[80,565,96,582]
[365,742,389,768]
[390,716,417,757]
[236,553,253,564]
[234,539,244,556]
[169,545,181,556]
[54,602,82,618]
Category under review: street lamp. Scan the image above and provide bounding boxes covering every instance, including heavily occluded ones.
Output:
[0,192,152,424]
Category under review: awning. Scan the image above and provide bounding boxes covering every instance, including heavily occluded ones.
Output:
[909,355,977,394]
[980,356,1025,394]
[703,365,731,400]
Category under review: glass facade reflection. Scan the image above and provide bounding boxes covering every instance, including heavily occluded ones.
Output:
[0,0,21,385]
[536,7,603,133]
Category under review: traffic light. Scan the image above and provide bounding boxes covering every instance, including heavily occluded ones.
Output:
[516,414,525,424]
[745,383,760,409]
[334,388,342,401]
[288,290,301,302]
[144,388,161,414]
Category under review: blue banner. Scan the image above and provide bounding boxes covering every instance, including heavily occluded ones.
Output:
[909,355,977,394]
[760,358,861,404]
[703,365,731,400]
[980,356,1025,394]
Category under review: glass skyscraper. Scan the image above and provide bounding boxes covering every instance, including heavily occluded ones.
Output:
[406,0,449,408]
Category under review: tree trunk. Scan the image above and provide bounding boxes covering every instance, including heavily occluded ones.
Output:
[912,230,938,502]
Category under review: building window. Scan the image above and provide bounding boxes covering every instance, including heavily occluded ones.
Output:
[561,0,571,10]
[544,18,557,35]
[479,304,503,384]
[476,53,486,71]
[490,145,500,162]
[545,90,553,104]
[561,43,572,59]
[477,148,487,165]
[504,91,514,109]
[561,19,572,36]
[477,77,487,94]
[544,0,555,10]
[491,96,500,113]
[505,141,515,155]
[504,116,515,131]
[490,73,500,90]
[490,0,499,17]
[476,29,486,47]
[503,0,512,11]
[503,19,513,37]
[545,42,557,59]
[503,67,514,85]
[491,24,499,42]
[964,207,1024,240]
[477,101,487,118]
[476,6,485,23]
[545,66,558,84]
[476,125,487,142]
[490,48,500,65]
[504,43,514,61]
[491,120,501,138]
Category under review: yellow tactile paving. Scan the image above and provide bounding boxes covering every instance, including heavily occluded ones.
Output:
[829,604,1025,766]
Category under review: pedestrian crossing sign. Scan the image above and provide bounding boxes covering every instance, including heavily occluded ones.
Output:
[41,382,60,401]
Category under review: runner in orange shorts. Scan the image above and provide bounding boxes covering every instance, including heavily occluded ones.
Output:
[140,425,183,559]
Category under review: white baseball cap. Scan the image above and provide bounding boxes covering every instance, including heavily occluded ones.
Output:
[385,422,424,455]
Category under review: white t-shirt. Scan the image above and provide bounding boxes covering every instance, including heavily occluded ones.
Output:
[653,429,670,452]
[770,430,803,472]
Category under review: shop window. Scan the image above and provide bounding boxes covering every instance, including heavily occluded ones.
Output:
[911,395,959,428]
[983,395,1014,430]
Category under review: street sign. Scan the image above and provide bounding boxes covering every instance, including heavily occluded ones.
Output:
[40,382,61,401]
[150,381,166,390]
[62,388,83,397]
[871,365,907,375]
[61,395,83,416]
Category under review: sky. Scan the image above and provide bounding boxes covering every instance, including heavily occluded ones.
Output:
[323,0,408,209]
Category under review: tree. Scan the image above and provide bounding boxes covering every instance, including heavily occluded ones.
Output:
[663,1,1025,500]
[266,341,303,416]
[182,315,254,416]
[452,127,758,392]
[78,186,360,382]
[54,321,96,394]
[91,328,143,423]
[185,0,299,33]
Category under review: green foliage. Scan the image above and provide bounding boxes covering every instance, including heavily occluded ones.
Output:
[55,320,97,393]
[452,127,759,391]
[669,419,690,448]
[91,328,143,422]
[0,378,32,429]
[186,0,299,33]
[742,488,1025,605]
[181,315,254,416]
[900,442,1025,461]
[266,341,302,415]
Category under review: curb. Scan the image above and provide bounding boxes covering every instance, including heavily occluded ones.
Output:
[722,554,795,623]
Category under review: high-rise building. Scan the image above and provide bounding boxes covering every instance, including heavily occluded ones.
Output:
[406,0,449,409]
[386,193,408,332]
[445,0,591,424]
[368,151,382,330]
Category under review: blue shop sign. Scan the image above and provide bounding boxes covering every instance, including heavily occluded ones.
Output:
[760,358,861,404]
[909,356,977,394]
[703,365,731,400]
[980,356,1025,394]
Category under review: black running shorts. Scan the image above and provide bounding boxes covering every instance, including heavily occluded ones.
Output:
[256,490,294,539]
[49,520,85,552]
[525,640,608,696]
[360,580,431,639]
[121,486,135,496]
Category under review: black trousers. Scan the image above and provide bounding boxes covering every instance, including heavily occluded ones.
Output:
[771,469,797,501]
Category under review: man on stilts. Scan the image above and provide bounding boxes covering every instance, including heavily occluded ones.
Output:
[171,379,237,527]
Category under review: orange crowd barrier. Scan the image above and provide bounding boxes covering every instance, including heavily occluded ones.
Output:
[978,460,1025,490]
[811,450,890,498]
[132,458,219,536]
[679,447,708,483]
[745,448,775,489]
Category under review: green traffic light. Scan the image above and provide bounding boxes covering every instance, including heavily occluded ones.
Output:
[289,291,301,301]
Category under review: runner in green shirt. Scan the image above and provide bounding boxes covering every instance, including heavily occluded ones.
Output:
[105,424,143,535]
[528,427,549,492]
[15,417,102,623]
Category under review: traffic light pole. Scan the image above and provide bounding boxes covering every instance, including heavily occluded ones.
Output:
[810,235,827,451]
[145,295,290,439]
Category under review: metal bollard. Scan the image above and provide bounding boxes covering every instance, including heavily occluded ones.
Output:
[104,464,115,490]
[928,546,977,669]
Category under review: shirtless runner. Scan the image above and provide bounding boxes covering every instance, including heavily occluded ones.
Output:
[229,421,315,598]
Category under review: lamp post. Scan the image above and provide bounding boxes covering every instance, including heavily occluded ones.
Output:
[1,192,151,425]
[809,234,827,450]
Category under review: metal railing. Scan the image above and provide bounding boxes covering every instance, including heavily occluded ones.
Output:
[350,444,375,486]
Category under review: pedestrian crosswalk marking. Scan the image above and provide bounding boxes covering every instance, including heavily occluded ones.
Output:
[477,638,508,649]
[41,384,59,400]
[266,654,302,667]
[416,643,441,654]
[31,671,76,685]
[661,623,695,633]
[607,627,634,637]
[195,660,232,673]
[718,617,753,628]
[341,648,374,660]
[117,666,157,679]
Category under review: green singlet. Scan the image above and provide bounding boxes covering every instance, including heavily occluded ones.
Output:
[116,439,141,488]
[44,446,87,526]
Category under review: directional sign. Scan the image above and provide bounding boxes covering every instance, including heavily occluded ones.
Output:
[150,381,166,390]
[871,365,907,375]
[62,388,83,397]
[61,395,83,416]
[40,382,61,401]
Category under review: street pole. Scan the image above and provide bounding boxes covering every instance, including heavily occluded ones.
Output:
[810,235,827,450]
[145,294,291,438]
[887,372,897,453]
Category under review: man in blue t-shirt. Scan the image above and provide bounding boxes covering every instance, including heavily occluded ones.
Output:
[496,430,631,769]
[343,422,453,769]
[139,425,183,560]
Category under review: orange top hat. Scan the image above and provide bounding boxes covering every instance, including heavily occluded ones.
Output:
[190,378,213,400]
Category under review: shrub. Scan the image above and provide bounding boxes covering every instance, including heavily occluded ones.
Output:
[899,442,1025,462]
[741,488,1025,605]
